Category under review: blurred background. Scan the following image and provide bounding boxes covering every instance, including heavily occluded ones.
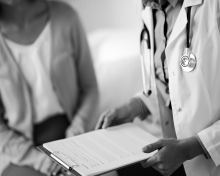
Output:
[57,1,143,175]
[58,0,143,132]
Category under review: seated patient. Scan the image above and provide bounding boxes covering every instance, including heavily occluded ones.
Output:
[0,0,99,175]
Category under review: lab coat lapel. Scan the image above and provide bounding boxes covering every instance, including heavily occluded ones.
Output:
[141,6,154,60]
[141,6,156,91]
[184,0,203,8]
[166,0,203,47]
[141,7,163,134]
[166,4,187,47]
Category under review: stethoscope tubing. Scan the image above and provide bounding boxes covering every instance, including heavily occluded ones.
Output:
[140,6,194,95]
[186,6,192,48]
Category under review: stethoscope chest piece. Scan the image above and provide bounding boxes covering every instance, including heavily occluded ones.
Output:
[180,48,196,72]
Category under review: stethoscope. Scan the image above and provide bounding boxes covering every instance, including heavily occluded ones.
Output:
[140,6,196,96]
[180,7,196,72]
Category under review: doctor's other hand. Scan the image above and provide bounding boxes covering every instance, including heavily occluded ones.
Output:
[65,116,85,138]
[141,137,205,176]
[95,98,147,130]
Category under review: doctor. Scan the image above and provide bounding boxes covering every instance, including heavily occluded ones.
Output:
[96,0,220,176]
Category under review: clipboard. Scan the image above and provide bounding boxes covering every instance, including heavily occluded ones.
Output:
[37,145,82,176]
[37,145,152,176]
[37,123,158,176]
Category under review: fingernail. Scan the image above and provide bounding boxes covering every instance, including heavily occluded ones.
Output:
[142,146,148,152]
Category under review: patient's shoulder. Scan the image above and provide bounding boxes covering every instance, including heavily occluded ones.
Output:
[48,0,79,22]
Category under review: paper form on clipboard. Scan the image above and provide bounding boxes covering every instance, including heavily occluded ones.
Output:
[40,123,158,176]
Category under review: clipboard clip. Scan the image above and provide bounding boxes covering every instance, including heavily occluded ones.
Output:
[51,151,78,170]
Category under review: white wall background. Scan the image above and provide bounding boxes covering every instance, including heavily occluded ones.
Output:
[58,0,141,32]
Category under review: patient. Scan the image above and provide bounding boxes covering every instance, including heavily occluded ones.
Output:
[0,0,98,175]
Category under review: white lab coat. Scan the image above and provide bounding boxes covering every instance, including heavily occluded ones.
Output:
[139,0,220,175]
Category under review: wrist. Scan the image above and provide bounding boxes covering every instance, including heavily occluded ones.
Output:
[115,99,137,122]
[124,98,143,119]
[181,136,205,161]
[134,97,150,120]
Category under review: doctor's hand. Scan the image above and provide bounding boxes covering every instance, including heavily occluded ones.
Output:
[95,98,146,130]
[141,137,205,176]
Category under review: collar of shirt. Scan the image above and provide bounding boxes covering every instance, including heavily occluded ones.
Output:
[142,0,179,8]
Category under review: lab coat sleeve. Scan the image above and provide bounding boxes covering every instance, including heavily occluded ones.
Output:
[135,90,158,119]
[135,79,170,120]
[69,9,99,131]
[135,78,177,139]
[197,8,220,166]
[0,97,52,174]
[198,122,220,166]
